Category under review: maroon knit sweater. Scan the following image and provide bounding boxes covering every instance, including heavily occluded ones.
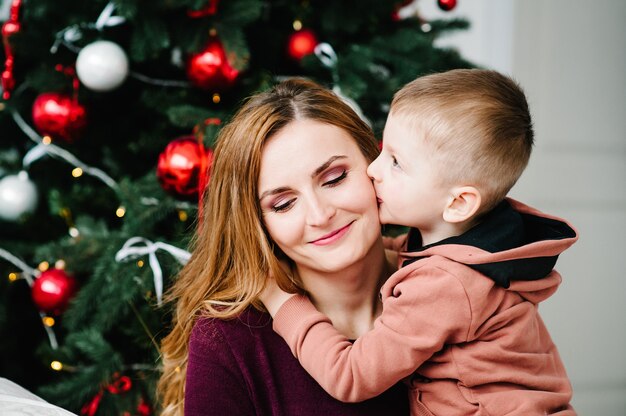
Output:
[185,307,409,415]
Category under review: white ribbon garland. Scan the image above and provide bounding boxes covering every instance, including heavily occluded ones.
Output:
[314,43,371,126]
[12,109,119,191]
[51,2,126,53]
[0,247,39,283]
[115,237,191,305]
[0,248,58,349]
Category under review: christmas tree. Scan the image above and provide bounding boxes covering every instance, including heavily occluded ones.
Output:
[0,0,472,413]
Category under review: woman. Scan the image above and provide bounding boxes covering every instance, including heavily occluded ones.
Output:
[158,79,409,415]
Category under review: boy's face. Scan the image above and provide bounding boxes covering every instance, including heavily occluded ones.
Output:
[367,113,451,231]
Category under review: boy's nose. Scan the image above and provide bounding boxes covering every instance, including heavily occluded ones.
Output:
[367,156,381,182]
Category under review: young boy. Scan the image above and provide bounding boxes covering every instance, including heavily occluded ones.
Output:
[261,69,578,415]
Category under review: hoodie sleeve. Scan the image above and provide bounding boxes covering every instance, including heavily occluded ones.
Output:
[272,264,472,402]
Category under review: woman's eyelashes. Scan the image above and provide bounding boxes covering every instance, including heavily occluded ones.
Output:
[270,168,349,212]
[272,197,296,213]
[322,169,348,187]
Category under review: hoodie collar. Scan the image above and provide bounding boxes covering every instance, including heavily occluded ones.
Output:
[403,200,577,288]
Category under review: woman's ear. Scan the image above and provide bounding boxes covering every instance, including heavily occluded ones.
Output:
[443,186,482,223]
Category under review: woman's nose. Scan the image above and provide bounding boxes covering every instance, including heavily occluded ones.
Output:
[305,194,336,227]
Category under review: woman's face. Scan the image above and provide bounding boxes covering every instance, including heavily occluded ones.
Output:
[258,119,381,275]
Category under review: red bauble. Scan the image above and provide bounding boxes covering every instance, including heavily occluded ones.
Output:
[31,269,77,315]
[157,137,213,199]
[437,0,457,11]
[31,92,87,143]
[186,38,239,91]
[287,29,318,60]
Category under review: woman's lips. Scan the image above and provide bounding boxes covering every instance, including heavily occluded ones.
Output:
[310,221,354,246]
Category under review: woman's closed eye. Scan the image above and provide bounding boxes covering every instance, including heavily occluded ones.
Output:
[272,197,296,213]
[322,169,347,187]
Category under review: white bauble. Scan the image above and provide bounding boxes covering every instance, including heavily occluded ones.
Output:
[0,171,39,222]
[76,40,129,91]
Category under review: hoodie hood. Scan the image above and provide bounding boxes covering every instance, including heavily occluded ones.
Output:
[401,198,578,296]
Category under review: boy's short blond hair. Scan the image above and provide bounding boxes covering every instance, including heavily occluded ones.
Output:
[391,69,534,212]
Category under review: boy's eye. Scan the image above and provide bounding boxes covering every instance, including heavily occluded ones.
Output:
[322,169,347,187]
[272,197,296,213]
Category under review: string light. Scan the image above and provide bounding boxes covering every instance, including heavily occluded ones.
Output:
[42,316,56,327]
[293,20,303,30]
[42,135,52,145]
[50,361,63,371]
[69,227,80,237]
[116,206,126,218]
[137,260,144,268]
[71,167,83,177]
[178,210,188,222]
[0,103,5,111]
[212,93,220,104]
[8,272,18,282]
[38,261,50,272]
[55,259,66,269]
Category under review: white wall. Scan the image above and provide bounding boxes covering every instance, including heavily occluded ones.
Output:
[418,0,626,414]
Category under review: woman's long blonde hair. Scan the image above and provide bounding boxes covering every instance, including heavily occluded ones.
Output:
[157,78,379,415]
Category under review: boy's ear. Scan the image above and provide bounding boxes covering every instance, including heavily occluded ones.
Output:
[443,186,482,223]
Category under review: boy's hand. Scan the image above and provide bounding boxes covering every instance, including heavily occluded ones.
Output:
[260,268,297,317]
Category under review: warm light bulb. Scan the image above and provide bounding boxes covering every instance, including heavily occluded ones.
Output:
[212,93,221,104]
[8,273,18,282]
[72,167,83,178]
[178,210,188,222]
[51,361,63,371]
[293,20,303,30]
[55,259,66,270]
[42,136,52,145]
[43,316,56,327]
[69,227,80,237]
[38,261,50,272]
[116,206,126,218]
[137,260,144,268]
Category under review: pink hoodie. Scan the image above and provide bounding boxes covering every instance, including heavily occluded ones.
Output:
[273,199,578,415]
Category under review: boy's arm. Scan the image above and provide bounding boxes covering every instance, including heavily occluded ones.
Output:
[272,267,472,402]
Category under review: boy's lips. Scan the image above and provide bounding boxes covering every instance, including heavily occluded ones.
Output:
[309,221,355,246]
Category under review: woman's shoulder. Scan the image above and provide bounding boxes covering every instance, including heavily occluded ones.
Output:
[190,305,272,349]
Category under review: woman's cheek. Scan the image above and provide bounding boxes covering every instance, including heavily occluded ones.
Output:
[263,211,302,251]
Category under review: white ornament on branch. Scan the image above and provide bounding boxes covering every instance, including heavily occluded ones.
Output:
[76,40,129,91]
[0,171,38,222]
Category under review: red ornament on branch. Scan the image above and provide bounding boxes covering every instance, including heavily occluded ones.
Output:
[1,0,23,100]
[187,0,220,18]
[31,268,77,315]
[186,37,239,92]
[287,28,318,61]
[32,92,87,143]
[437,0,457,12]
[157,136,214,199]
